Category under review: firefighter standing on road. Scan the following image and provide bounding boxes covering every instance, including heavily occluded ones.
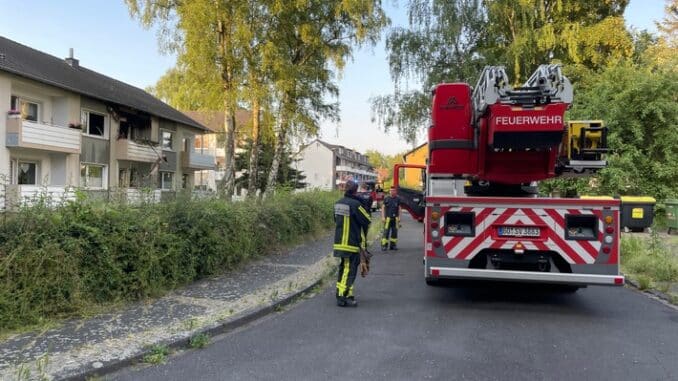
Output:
[381,186,401,251]
[334,180,371,307]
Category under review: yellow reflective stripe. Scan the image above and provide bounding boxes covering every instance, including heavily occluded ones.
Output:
[384,217,390,229]
[360,231,366,249]
[333,244,360,253]
[337,259,350,296]
[358,206,371,221]
[342,216,349,245]
[390,238,398,242]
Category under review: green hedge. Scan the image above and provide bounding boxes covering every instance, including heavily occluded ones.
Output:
[0,190,338,332]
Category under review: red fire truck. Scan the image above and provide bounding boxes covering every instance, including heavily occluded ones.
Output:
[396,65,624,290]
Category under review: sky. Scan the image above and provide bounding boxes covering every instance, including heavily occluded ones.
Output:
[0,0,668,155]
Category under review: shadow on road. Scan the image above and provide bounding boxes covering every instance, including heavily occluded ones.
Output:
[425,281,609,316]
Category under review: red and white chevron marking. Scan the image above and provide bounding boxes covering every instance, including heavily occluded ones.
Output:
[439,207,603,264]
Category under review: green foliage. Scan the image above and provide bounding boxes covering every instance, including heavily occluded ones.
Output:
[365,149,403,182]
[143,344,170,364]
[374,0,634,143]
[568,61,678,200]
[189,333,210,349]
[0,191,338,332]
[235,138,306,193]
[372,0,487,143]
[621,235,678,286]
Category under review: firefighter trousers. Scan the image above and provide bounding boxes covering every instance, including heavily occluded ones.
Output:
[336,254,360,299]
[381,217,398,247]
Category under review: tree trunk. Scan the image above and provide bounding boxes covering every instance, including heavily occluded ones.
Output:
[265,117,287,195]
[247,97,261,196]
[220,104,237,198]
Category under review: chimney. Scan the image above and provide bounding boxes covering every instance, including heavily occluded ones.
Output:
[65,48,79,68]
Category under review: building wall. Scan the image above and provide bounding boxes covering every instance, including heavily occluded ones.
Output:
[0,73,81,187]
[0,74,12,181]
[297,140,334,190]
[0,72,212,201]
[403,144,428,188]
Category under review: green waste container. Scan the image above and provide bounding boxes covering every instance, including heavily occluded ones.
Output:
[620,196,656,232]
[666,199,678,234]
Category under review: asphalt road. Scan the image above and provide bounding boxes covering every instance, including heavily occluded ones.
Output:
[112,215,678,381]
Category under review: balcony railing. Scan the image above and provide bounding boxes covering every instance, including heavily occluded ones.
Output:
[182,150,216,170]
[5,116,81,153]
[4,185,76,209]
[115,139,159,162]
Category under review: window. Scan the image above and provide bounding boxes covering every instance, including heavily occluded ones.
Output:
[160,171,174,190]
[11,96,39,122]
[129,168,140,188]
[18,162,37,185]
[80,164,105,188]
[81,110,107,137]
[182,174,189,189]
[162,131,174,150]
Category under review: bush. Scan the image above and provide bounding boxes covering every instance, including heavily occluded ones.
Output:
[0,190,338,332]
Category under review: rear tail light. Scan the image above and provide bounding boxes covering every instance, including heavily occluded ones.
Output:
[431,222,439,229]
[602,246,611,254]
[433,240,442,248]
[431,211,441,220]
[606,226,614,234]
[614,277,624,285]
[605,216,613,224]
[431,269,440,276]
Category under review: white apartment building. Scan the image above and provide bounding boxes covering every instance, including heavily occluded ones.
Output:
[296,139,377,190]
[0,36,215,208]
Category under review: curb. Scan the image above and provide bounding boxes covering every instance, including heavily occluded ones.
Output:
[625,276,677,308]
[60,261,335,381]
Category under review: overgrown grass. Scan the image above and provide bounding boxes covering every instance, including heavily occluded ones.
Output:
[621,232,678,292]
[143,344,170,364]
[0,190,338,333]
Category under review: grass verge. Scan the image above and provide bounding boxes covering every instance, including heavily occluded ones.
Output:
[621,232,678,301]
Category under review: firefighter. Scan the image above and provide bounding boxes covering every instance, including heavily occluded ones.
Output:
[334,180,371,307]
[381,186,401,251]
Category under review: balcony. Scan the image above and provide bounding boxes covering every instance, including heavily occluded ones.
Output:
[4,185,76,209]
[335,165,378,177]
[182,149,216,170]
[5,116,81,154]
[115,139,159,162]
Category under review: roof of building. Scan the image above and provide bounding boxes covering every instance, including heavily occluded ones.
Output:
[0,36,207,131]
[306,139,373,168]
[403,142,428,161]
[182,110,251,133]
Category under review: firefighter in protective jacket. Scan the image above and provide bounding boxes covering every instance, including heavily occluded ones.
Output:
[381,186,401,251]
[334,180,372,307]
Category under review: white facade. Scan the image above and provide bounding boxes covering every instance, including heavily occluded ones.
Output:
[0,73,82,194]
[296,139,377,190]
[297,140,335,190]
[0,72,214,209]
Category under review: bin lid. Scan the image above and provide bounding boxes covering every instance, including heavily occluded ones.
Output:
[580,195,614,200]
[620,196,656,203]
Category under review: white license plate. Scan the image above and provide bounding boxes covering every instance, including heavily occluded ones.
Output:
[498,226,540,237]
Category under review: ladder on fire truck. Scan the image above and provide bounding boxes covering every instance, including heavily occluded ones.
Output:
[471,64,608,176]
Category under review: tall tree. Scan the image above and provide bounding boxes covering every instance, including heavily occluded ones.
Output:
[126,0,253,198]
[374,0,634,143]
[483,0,632,83]
[263,1,388,193]
[372,0,487,144]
